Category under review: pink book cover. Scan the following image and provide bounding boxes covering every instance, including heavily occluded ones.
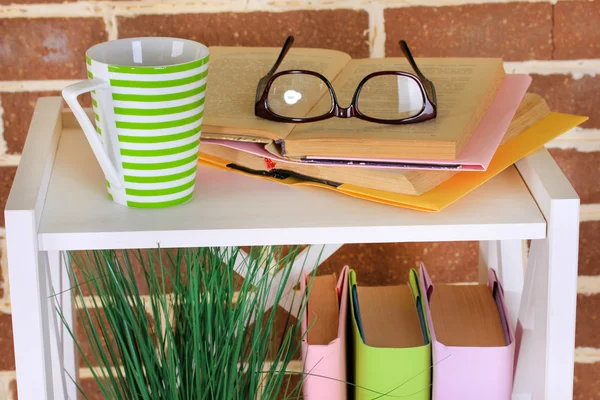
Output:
[300,266,349,400]
[202,74,531,171]
[418,263,515,400]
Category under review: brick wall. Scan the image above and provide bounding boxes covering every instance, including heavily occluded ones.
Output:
[0,0,599,398]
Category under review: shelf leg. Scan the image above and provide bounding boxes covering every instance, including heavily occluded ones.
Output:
[271,244,343,315]
[47,251,78,400]
[478,241,499,284]
[512,205,579,399]
[479,240,526,333]
[5,212,54,400]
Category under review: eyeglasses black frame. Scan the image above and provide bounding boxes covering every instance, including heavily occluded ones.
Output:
[254,36,437,124]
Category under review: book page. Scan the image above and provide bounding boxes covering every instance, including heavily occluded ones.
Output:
[307,274,339,345]
[357,285,424,348]
[430,284,506,347]
[203,47,351,140]
[287,57,504,144]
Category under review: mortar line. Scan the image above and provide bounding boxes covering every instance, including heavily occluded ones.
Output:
[581,204,600,222]
[0,0,562,19]
[102,4,119,41]
[575,347,600,364]
[367,4,385,58]
[0,97,6,157]
[0,371,15,400]
[578,276,600,296]
[504,60,600,78]
[546,128,600,153]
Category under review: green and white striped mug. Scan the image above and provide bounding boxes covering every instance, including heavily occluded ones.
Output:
[63,37,209,208]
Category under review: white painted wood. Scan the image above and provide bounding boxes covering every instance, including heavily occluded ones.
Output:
[4,100,581,400]
[47,251,77,400]
[274,244,343,315]
[5,98,64,400]
[5,212,54,400]
[222,247,253,280]
[516,148,579,218]
[479,240,525,331]
[46,252,67,400]
[60,252,77,400]
[513,148,580,400]
[38,125,545,251]
[497,240,526,333]
[5,98,62,224]
[478,241,499,284]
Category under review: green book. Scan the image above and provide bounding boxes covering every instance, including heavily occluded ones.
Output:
[349,269,431,399]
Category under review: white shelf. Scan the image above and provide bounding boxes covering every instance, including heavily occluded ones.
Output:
[36,125,546,251]
[5,97,581,400]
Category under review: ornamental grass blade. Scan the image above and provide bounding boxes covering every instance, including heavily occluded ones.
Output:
[59,246,318,400]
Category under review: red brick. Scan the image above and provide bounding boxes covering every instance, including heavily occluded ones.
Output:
[117,10,370,58]
[549,149,600,204]
[384,4,552,60]
[575,294,600,348]
[76,306,118,368]
[1,92,91,154]
[70,248,180,297]
[574,362,600,400]
[264,307,302,361]
[2,92,57,154]
[0,244,4,300]
[75,305,158,368]
[0,18,107,80]
[0,312,15,370]
[554,0,600,60]
[276,374,303,400]
[10,380,17,400]
[78,378,104,400]
[0,167,17,227]
[530,74,600,129]
[579,221,600,276]
[317,242,478,285]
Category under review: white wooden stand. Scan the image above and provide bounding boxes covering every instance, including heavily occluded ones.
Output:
[5,98,580,400]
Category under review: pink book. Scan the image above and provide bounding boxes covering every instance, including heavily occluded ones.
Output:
[202,74,531,171]
[418,263,515,399]
[300,266,349,400]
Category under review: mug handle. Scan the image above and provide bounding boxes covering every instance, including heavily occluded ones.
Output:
[62,79,123,189]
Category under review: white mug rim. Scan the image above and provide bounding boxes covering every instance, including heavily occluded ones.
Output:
[86,37,209,68]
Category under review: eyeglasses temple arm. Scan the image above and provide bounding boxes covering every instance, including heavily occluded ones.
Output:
[255,36,295,102]
[399,40,437,105]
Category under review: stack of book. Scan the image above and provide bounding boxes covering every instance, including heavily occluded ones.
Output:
[196,46,587,211]
[301,263,514,399]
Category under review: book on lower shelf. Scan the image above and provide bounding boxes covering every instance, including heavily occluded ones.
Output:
[349,268,431,400]
[418,263,515,400]
[301,267,349,399]
[298,263,516,399]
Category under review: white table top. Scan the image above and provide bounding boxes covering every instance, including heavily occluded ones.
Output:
[37,128,546,251]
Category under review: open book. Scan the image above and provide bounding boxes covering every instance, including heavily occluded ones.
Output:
[203,47,505,160]
[199,93,550,195]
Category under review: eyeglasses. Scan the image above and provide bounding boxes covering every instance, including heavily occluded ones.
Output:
[254,36,437,124]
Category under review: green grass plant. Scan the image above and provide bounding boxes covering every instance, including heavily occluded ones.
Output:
[58,246,312,400]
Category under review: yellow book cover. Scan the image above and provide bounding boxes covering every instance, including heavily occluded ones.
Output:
[198,112,587,212]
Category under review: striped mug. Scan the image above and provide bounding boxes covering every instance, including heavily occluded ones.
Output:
[62,37,209,208]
